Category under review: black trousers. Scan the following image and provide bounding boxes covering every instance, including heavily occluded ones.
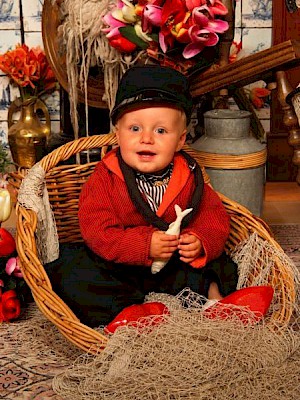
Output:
[45,243,238,327]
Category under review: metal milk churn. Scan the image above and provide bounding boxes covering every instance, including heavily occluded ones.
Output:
[192,109,267,216]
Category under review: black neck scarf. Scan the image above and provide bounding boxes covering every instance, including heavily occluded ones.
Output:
[117,148,204,230]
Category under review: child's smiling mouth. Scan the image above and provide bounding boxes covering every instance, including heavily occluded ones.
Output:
[137,151,156,158]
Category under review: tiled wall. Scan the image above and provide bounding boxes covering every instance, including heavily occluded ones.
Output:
[0,0,60,151]
[234,0,272,135]
[0,0,272,150]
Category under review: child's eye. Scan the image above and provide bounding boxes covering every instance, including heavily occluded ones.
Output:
[130,125,141,132]
[155,127,166,134]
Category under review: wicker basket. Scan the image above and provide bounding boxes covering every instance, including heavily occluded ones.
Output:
[13,134,296,353]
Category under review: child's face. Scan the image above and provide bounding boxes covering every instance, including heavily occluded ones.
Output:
[115,106,187,174]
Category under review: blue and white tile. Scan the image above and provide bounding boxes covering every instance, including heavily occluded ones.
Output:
[0,0,20,29]
[23,0,43,32]
[228,97,239,110]
[0,76,20,120]
[259,118,270,134]
[254,106,270,120]
[231,27,245,61]
[50,120,61,135]
[42,90,60,119]
[234,0,242,28]
[0,121,8,146]
[0,30,22,53]
[242,0,272,28]
[241,28,272,56]
[24,32,44,49]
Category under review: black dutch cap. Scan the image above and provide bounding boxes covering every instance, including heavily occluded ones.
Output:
[110,65,194,125]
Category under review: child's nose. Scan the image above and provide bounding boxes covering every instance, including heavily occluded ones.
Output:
[140,130,154,144]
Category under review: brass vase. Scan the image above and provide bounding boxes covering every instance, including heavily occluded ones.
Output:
[8,97,51,168]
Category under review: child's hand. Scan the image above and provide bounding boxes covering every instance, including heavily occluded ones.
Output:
[150,231,179,259]
[178,233,203,263]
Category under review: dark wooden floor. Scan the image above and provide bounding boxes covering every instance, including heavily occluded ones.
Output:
[262,182,300,224]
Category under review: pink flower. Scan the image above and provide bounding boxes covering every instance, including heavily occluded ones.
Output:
[0,174,8,189]
[5,257,23,279]
[181,5,228,58]
[209,0,229,16]
[183,27,219,58]
[102,0,230,62]
[102,12,126,33]
[192,6,229,33]
[186,0,205,10]
[0,279,4,288]
[142,5,163,32]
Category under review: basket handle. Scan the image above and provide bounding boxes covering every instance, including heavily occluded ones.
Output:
[39,133,118,173]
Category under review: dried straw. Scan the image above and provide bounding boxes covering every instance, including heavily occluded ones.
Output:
[56,0,147,138]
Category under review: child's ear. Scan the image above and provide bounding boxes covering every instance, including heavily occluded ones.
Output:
[176,129,187,151]
[115,125,120,143]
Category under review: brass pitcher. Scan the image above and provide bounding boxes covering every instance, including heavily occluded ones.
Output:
[8,97,51,168]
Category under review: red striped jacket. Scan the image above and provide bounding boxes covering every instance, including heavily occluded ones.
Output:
[78,149,230,268]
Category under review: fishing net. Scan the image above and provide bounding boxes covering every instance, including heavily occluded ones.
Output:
[52,234,300,400]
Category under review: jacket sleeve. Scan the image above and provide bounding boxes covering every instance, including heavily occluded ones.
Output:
[182,183,230,268]
[78,163,157,266]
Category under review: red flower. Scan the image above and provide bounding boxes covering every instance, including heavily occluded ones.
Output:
[0,289,21,322]
[0,44,56,99]
[229,40,242,63]
[249,87,271,109]
[108,30,138,53]
[159,0,188,52]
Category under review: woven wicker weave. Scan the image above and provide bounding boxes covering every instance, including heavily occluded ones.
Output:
[13,134,296,353]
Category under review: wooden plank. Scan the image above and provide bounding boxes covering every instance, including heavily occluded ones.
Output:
[189,40,300,98]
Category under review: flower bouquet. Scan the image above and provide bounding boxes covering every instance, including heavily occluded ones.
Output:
[102,0,230,74]
[0,44,58,167]
[0,143,31,322]
[0,211,30,325]
[0,43,57,104]
[49,0,230,135]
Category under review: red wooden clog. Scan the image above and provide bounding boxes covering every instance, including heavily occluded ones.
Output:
[104,301,170,334]
[204,286,274,324]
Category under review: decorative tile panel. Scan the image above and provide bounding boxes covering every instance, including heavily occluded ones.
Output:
[50,120,61,135]
[241,27,272,56]
[0,120,8,146]
[0,0,20,29]
[0,76,20,120]
[242,0,272,28]
[22,0,43,32]
[0,30,22,52]
[259,118,270,133]
[234,0,242,28]
[24,32,44,48]
[42,90,60,119]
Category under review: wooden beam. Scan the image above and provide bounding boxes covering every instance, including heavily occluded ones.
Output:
[189,40,300,99]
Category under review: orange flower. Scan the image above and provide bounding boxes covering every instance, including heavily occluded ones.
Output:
[249,87,271,109]
[0,44,56,99]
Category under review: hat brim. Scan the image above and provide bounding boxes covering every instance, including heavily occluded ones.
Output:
[111,91,192,125]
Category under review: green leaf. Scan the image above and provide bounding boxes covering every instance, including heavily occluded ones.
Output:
[6,280,17,290]
[119,26,149,50]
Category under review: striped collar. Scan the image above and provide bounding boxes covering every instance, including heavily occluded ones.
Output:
[135,163,173,186]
